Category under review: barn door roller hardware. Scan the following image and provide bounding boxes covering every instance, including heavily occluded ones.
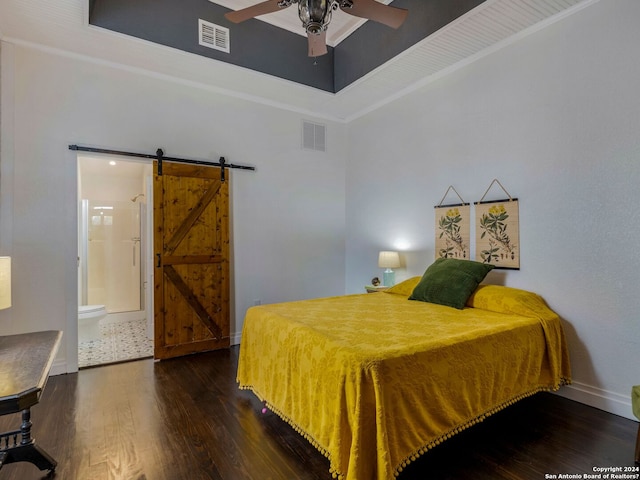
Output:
[69,145,255,182]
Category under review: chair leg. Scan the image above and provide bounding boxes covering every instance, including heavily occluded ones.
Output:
[636,423,640,465]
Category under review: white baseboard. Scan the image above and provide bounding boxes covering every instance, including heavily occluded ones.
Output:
[51,333,241,377]
[102,310,146,324]
[50,359,68,376]
[555,381,637,421]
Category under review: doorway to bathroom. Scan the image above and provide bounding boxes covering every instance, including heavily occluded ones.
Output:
[77,154,154,368]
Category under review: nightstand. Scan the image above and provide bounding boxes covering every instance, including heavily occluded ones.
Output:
[365,285,389,293]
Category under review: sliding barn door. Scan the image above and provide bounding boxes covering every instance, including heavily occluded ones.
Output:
[153,162,230,360]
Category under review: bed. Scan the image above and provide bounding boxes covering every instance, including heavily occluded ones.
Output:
[237,261,571,480]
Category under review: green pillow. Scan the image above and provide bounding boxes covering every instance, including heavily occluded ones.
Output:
[409,258,495,309]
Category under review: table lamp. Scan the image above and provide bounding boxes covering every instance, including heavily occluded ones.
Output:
[0,256,11,310]
[378,251,400,286]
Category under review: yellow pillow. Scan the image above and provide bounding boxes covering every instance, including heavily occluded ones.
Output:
[466,284,554,318]
[383,276,421,297]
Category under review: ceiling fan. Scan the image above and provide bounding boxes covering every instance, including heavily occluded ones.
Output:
[224,0,408,57]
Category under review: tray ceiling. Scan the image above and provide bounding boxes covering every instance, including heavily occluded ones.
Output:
[0,0,597,121]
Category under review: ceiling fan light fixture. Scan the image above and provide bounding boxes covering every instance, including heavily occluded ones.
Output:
[299,0,331,31]
[225,0,408,58]
[306,21,323,34]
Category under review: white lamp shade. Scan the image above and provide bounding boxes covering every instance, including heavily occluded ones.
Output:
[0,257,11,310]
[378,251,400,269]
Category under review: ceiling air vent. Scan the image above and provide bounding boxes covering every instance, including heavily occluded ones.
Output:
[302,121,326,152]
[199,19,230,53]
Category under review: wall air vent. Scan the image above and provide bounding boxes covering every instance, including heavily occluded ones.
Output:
[198,19,230,53]
[302,121,326,152]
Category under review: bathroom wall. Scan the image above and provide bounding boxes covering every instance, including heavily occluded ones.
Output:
[79,157,152,313]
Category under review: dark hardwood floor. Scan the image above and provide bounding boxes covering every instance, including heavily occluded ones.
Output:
[0,346,637,479]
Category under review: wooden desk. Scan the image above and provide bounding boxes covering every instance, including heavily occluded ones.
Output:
[0,330,62,474]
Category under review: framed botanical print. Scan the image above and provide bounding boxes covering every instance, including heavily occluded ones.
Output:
[475,199,519,269]
[435,203,471,260]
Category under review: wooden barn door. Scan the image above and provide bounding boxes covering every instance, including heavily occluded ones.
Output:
[153,162,230,360]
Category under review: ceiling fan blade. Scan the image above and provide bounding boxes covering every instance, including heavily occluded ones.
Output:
[341,0,408,29]
[224,0,288,24]
[308,30,328,57]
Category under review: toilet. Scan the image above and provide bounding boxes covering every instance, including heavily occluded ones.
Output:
[78,305,107,343]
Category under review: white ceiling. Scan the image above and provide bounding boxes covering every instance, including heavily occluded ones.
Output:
[0,0,598,122]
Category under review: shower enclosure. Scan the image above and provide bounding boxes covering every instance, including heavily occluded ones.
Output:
[80,198,146,313]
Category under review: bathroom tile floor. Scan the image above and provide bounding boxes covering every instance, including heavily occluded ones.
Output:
[78,318,153,368]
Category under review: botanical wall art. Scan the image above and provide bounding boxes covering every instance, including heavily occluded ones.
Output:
[474,180,519,269]
[434,186,470,260]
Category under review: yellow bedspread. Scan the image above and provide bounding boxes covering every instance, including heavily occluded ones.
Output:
[237,285,571,480]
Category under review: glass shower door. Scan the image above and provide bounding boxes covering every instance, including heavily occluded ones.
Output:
[85,200,143,313]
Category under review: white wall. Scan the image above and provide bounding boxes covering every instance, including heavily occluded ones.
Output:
[345,0,640,419]
[0,43,346,371]
[1,0,638,422]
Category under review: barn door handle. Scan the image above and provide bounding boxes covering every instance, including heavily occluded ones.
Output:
[156,253,161,268]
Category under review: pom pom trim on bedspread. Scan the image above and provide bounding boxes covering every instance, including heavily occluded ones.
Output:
[240,376,571,480]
